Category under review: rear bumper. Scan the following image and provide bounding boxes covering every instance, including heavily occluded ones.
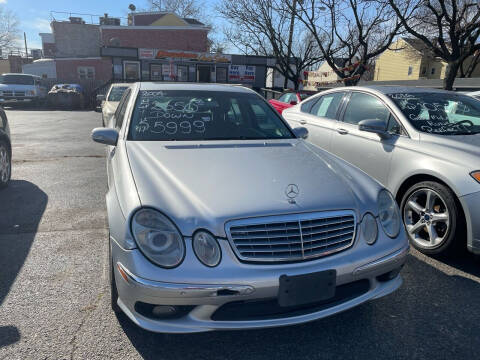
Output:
[460,191,480,254]
[113,240,409,333]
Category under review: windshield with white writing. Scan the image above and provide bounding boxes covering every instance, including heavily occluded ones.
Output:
[387,92,480,135]
[0,75,34,85]
[128,90,294,141]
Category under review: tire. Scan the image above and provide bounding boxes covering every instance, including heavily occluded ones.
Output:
[109,237,122,314]
[0,140,11,189]
[400,181,459,255]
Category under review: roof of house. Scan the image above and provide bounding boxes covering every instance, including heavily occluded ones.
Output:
[132,12,205,26]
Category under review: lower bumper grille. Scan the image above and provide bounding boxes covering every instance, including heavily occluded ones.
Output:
[226,211,356,263]
[211,279,370,321]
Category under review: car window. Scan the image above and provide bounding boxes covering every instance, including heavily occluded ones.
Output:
[108,86,129,102]
[115,89,132,129]
[128,90,294,141]
[387,92,480,135]
[299,93,311,100]
[300,96,320,113]
[386,114,404,135]
[343,92,390,125]
[277,93,290,103]
[310,92,345,119]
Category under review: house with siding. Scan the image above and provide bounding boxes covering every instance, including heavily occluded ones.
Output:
[374,38,480,81]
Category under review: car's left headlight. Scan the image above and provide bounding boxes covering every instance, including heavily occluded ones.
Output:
[377,190,401,238]
[131,208,185,268]
[193,231,221,267]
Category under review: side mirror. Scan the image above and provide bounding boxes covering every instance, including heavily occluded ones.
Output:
[92,127,118,146]
[289,100,297,105]
[96,94,106,102]
[358,119,390,139]
[293,126,309,139]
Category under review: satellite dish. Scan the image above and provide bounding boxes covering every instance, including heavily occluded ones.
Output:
[128,4,136,11]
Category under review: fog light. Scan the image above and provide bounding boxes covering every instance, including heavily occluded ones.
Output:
[362,213,378,245]
[152,305,177,317]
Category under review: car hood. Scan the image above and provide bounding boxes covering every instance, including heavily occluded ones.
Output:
[419,133,480,165]
[126,140,370,237]
[0,84,34,91]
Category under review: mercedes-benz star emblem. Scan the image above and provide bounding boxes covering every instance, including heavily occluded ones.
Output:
[285,184,299,202]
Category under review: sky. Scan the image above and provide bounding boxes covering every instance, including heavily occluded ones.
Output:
[3,0,223,53]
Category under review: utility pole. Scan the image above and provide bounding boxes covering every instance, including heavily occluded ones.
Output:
[284,0,297,89]
[24,32,28,58]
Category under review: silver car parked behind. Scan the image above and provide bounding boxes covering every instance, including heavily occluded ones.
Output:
[92,83,408,333]
[283,86,480,256]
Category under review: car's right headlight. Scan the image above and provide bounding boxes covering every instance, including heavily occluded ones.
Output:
[377,190,401,238]
[131,208,185,268]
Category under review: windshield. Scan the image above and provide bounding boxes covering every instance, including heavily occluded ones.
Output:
[108,86,128,101]
[128,90,294,141]
[387,92,480,135]
[0,75,34,85]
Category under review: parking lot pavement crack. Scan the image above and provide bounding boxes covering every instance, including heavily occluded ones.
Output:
[69,292,105,360]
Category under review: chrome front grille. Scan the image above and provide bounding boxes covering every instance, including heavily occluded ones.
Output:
[226,211,356,263]
[1,91,25,97]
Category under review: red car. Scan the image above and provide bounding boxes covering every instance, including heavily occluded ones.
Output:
[269,91,315,114]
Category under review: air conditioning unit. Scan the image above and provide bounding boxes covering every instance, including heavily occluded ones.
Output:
[100,14,121,26]
[69,17,85,24]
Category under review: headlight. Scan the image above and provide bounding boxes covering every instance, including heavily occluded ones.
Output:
[193,231,221,267]
[131,208,185,268]
[377,190,401,238]
[362,213,378,245]
[471,171,480,183]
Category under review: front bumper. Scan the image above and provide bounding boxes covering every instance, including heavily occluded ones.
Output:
[459,191,480,254]
[112,232,409,333]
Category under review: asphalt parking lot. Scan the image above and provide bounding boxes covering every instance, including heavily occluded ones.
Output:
[0,109,480,359]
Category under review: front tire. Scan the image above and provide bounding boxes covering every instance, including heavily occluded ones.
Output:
[0,140,11,188]
[400,181,459,255]
[109,237,122,313]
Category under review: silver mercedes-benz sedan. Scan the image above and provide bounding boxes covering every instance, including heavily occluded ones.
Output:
[91,83,408,333]
[283,86,480,256]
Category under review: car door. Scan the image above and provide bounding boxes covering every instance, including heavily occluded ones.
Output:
[330,91,404,186]
[301,91,347,152]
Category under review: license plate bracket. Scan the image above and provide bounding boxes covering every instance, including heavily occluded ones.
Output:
[278,270,336,307]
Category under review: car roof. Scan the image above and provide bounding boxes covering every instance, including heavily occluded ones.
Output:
[137,82,255,93]
[110,83,131,87]
[2,73,41,78]
[333,85,457,95]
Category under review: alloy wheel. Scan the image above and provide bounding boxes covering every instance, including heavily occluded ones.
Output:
[0,144,10,183]
[403,188,450,249]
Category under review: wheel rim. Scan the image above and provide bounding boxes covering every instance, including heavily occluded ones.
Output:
[0,145,10,183]
[403,188,450,249]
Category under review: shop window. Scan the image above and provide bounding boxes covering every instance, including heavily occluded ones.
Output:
[150,64,162,81]
[124,61,140,81]
[431,67,436,75]
[216,67,227,83]
[77,66,95,80]
[177,65,188,82]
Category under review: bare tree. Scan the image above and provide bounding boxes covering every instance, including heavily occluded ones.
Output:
[147,0,204,18]
[293,0,403,86]
[460,50,480,78]
[386,0,480,90]
[0,7,19,52]
[218,0,322,89]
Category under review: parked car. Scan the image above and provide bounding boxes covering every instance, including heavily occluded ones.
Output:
[283,86,480,256]
[269,91,316,114]
[0,73,47,106]
[46,84,85,110]
[0,106,11,188]
[91,83,408,333]
[96,83,130,127]
[467,90,480,100]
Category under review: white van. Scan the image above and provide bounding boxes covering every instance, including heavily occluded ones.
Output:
[0,73,47,105]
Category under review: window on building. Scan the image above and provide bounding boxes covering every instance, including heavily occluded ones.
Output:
[431,67,436,75]
[216,67,227,83]
[150,64,162,81]
[77,66,95,80]
[408,66,413,76]
[421,66,427,75]
[177,65,188,82]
